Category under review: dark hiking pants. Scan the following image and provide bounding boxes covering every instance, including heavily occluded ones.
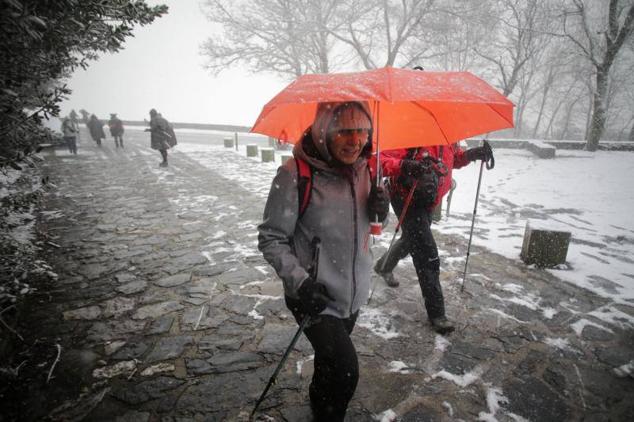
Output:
[64,136,77,154]
[286,296,359,422]
[380,195,446,320]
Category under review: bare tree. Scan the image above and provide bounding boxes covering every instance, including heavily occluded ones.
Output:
[322,0,441,69]
[562,0,634,150]
[200,0,340,78]
[475,0,553,97]
[430,2,498,71]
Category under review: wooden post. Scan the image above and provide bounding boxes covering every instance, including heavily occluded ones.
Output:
[234,132,238,151]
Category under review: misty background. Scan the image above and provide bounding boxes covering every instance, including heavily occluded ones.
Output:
[61,0,634,150]
[60,0,286,126]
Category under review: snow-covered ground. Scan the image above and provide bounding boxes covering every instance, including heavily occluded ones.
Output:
[172,136,634,307]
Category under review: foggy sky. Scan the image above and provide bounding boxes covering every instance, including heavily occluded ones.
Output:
[60,0,287,126]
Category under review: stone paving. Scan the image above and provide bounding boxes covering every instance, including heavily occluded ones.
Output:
[11,130,634,421]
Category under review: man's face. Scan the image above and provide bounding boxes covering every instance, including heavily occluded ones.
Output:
[330,128,370,165]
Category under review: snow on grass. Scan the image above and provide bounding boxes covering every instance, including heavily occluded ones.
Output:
[437,149,634,305]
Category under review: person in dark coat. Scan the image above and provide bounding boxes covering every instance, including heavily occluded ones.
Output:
[377,142,494,334]
[258,101,389,421]
[146,108,174,167]
[108,113,125,148]
[87,114,106,146]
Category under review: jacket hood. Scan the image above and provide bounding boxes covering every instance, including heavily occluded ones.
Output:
[307,101,373,166]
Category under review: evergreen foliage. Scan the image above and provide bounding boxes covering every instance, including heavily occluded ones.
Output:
[0,0,168,167]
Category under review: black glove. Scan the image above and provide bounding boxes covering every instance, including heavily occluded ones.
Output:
[465,140,494,164]
[298,278,333,316]
[400,159,428,178]
[368,184,389,222]
[415,170,439,207]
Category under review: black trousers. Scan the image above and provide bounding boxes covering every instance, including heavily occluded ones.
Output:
[378,195,446,320]
[285,297,359,422]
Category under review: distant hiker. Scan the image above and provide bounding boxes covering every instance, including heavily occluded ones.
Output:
[61,117,78,155]
[108,113,125,148]
[377,142,494,334]
[146,108,176,167]
[69,109,79,126]
[68,110,81,144]
[258,101,389,422]
[79,109,90,125]
[87,114,106,147]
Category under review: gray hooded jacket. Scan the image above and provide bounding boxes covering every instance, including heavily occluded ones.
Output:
[257,102,374,319]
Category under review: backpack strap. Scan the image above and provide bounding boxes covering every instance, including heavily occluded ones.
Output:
[296,157,376,218]
[296,158,313,217]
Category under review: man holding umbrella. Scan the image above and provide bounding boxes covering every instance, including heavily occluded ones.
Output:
[376,141,494,334]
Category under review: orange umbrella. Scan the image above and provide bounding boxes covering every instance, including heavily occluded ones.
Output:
[251,66,514,151]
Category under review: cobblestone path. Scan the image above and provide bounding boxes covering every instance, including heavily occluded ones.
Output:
[10,130,634,421]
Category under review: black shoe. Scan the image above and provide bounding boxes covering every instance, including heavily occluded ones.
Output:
[374,261,399,287]
[431,316,455,335]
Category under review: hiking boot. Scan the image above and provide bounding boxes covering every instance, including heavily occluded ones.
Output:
[374,261,399,287]
[159,161,168,167]
[430,316,455,335]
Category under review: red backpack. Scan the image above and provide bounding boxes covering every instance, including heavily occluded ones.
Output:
[295,157,377,217]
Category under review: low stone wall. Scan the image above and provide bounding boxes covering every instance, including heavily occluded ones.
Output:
[123,120,251,133]
[466,137,634,154]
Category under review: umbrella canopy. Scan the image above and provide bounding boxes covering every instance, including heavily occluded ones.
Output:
[251,66,514,151]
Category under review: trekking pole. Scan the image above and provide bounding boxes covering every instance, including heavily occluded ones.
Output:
[250,238,321,420]
[461,141,494,293]
[368,181,418,304]
[250,315,310,420]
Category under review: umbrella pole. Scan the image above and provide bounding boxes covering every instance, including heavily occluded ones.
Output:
[370,102,382,236]
[461,160,485,293]
[368,180,418,304]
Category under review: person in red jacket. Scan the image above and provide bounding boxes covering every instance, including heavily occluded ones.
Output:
[377,141,493,334]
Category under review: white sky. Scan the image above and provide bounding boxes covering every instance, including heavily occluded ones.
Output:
[60,0,287,126]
